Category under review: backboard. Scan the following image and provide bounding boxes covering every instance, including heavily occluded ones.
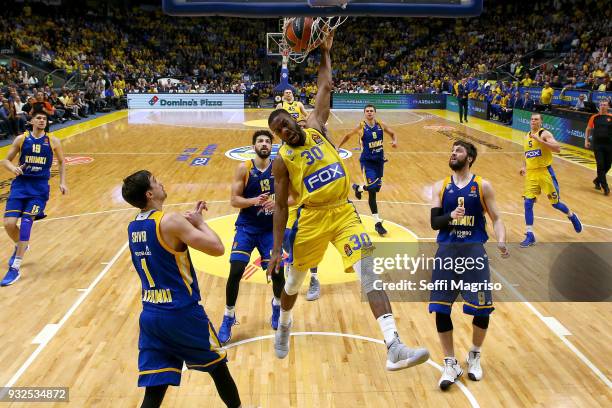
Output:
[163,0,483,18]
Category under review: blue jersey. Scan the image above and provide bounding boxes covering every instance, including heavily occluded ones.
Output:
[128,210,201,312]
[360,120,385,161]
[235,159,274,231]
[437,175,488,243]
[10,131,53,199]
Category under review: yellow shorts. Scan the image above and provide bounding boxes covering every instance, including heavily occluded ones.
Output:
[288,202,371,272]
[287,205,299,229]
[524,166,560,204]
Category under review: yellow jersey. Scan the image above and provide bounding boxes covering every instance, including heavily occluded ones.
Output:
[279,128,350,208]
[524,129,553,170]
[282,100,306,122]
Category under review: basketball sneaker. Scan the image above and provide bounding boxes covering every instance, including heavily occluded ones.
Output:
[519,232,536,248]
[593,178,601,190]
[8,245,29,267]
[274,321,292,359]
[385,334,430,371]
[375,221,388,237]
[352,183,362,200]
[568,213,582,233]
[466,350,483,381]
[1,267,20,286]
[438,357,463,390]
[306,276,320,301]
[218,314,236,344]
[271,300,280,330]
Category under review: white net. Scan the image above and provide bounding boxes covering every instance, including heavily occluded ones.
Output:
[281,16,347,63]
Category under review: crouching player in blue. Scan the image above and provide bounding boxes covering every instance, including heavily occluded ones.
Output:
[122,170,241,408]
[430,141,509,391]
[1,110,67,286]
[218,130,286,344]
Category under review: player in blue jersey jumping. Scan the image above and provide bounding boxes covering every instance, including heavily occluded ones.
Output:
[122,170,241,408]
[337,104,397,236]
[218,130,286,344]
[430,140,509,391]
[1,110,67,286]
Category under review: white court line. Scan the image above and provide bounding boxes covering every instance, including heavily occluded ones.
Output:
[330,109,344,124]
[1,241,129,392]
[222,332,480,408]
[491,266,612,388]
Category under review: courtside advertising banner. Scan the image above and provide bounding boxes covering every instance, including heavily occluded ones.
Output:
[512,109,587,147]
[332,93,446,109]
[127,93,245,109]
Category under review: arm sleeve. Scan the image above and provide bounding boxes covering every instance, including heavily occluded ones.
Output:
[431,207,452,230]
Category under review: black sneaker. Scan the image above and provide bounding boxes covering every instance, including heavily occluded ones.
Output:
[375,221,388,236]
[594,178,601,190]
[604,186,610,196]
[352,183,362,200]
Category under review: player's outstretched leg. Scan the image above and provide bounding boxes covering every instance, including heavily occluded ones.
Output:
[274,265,307,358]
[305,267,320,301]
[2,215,33,286]
[354,259,429,370]
[520,198,536,248]
[551,201,582,233]
[219,261,248,344]
[270,264,285,330]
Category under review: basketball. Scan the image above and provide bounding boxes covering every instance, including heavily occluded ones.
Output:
[284,17,315,53]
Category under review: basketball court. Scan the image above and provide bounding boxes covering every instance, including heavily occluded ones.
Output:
[0,107,610,407]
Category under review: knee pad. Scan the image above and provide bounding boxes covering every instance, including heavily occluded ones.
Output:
[353,258,378,294]
[19,216,34,242]
[472,315,490,330]
[435,312,453,333]
[284,265,307,296]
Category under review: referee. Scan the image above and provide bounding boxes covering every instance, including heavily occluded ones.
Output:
[457,78,469,123]
[585,99,612,195]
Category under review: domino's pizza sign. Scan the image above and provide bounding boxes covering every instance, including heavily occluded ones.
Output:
[225,144,352,162]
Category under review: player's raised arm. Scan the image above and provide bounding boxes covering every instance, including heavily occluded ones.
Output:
[482,179,509,257]
[163,210,224,257]
[268,155,289,277]
[306,30,334,133]
[2,135,25,176]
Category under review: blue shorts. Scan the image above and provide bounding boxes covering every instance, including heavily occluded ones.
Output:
[138,305,227,387]
[360,159,384,191]
[4,196,47,219]
[230,225,274,269]
[428,243,494,316]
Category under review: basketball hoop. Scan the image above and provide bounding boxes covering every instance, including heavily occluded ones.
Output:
[281,16,348,63]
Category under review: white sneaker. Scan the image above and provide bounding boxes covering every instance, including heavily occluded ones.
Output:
[467,350,482,381]
[438,357,463,391]
[385,334,430,371]
[306,277,320,301]
[274,322,292,359]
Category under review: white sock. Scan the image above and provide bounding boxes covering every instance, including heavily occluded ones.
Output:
[11,257,22,270]
[279,308,292,326]
[272,297,280,306]
[526,225,533,233]
[357,185,365,192]
[310,271,318,280]
[373,213,382,223]
[377,313,398,345]
[470,345,481,353]
[224,305,235,318]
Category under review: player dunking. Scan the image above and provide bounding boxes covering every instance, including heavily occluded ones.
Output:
[337,104,397,236]
[267,32,429,369]
[1,110,67,286]
[122,170,241,408]
[430,141,509,390]
[519,113,582,247]
[218,130,286,344]
[276,89,309,127]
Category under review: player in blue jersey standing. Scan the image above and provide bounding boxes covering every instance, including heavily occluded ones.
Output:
[122,170,241,408]
[337,104,397,236]
[218,130,285,344]
[1,110,67,286]
[429,140,509,391]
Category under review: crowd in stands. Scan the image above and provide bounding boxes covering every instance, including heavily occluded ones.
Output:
[1,0,611,135]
